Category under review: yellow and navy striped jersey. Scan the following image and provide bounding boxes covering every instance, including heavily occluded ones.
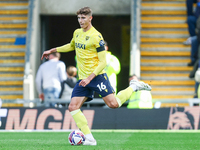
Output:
[57,26,105,79]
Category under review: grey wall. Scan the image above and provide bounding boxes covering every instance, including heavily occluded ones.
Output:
[40,0,131,15]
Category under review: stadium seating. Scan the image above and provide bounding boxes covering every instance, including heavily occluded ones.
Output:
[140,0,194,107]
[0,0,28,106]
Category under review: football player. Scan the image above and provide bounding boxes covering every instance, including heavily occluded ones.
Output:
[41,7,151,145]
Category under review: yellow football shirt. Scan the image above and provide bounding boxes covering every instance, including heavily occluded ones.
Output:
[57,26,106,79]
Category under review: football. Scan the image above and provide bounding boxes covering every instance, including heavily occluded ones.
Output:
[68,130,85,145]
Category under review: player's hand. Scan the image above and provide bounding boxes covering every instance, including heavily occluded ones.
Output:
[79,78,90,87]
[79,73,96,87]
[41,50,51,60]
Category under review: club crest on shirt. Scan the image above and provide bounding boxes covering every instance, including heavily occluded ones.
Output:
[99,40,105,47]
[76,34,79,38]
[86,36,90,41]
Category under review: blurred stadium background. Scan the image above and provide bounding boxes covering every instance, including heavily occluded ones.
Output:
[0,0,200,130]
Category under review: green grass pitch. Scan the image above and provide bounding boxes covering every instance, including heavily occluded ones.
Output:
[0,130,200,150]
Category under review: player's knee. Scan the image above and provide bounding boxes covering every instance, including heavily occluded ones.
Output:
[107,101,119,109]
[68,103,78,112]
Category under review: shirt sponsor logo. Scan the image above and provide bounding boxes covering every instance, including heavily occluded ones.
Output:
[75,43,86,49]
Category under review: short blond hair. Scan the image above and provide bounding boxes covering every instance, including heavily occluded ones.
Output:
[50,52,61,59]
[67,66,77,77]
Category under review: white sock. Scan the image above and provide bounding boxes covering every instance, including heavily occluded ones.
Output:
[129,84,137,91]
[85,133,95,141]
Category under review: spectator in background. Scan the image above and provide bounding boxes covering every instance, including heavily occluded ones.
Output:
[184,0,200,45]
[191,57,200,98]
[186,0,197,16]
[35,52,67,107]
[59,66,77,101]
[195,64,200,98]
[188,36,199,66]
[188,9,200,97]
[189,47,200,97]
[127,75,153,109]
[0,98,2,127]
[104,41,121,93]
[188,15,200,68]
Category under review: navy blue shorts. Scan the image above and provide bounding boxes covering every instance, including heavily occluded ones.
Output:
[71,73,115,102]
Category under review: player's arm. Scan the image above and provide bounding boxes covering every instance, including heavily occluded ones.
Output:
[41,48,57,60]
[41,44,75,60]
[57,43,75,53]
[79,73,96,87]
[93,50,107,75]
[41,29,76,60]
